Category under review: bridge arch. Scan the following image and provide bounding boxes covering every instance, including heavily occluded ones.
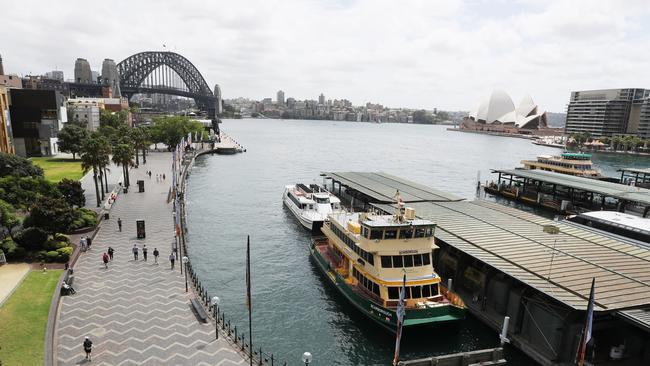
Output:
[117,51,217,116]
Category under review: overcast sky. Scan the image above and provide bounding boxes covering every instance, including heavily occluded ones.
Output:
[1,0,649,112]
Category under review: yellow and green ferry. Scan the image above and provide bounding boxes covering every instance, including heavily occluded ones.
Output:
[310,203,465,332]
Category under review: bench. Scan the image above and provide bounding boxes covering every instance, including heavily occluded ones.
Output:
[190,298,208,323]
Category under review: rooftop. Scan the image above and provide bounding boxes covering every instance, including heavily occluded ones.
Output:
[620,167,650,176]
[493,169,650,206]
[579,211,650,233]
[323,171,463,203]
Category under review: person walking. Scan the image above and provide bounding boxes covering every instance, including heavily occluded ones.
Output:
[153,248,159,264]
[107,246,114,261]
[117,217,122,232]
[83,336,93,361]
[163,173,166,180]
[80,236,87,252]
[102,252,109,269]
[142,245,148,261]
[169,252,176,270]
[132,244,139,261]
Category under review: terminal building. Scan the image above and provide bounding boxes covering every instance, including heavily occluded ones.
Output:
[564,88,650,138]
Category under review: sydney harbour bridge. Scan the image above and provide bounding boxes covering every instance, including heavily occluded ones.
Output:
[115,51,221,130]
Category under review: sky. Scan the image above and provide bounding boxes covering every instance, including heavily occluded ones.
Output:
[1,0,650,112]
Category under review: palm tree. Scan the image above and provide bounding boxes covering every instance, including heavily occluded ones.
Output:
[130,126,151,166]
[80,136,104,207]
[112,142,135,188]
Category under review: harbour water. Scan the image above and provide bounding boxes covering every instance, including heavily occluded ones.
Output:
[184,119,650,365]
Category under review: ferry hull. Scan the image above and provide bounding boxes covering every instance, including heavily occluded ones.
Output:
[309,242,465,332]
[283,197,323,234]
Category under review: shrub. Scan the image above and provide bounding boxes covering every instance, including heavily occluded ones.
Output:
[27,196,74,235]
[1,238,26,260]
[44,239,69,251]
[57,179,85,207]
[68,208,98,230]
[45,250,60,262]
[14,227,48,251]
[54,233,70,244]
[56,246,73,262]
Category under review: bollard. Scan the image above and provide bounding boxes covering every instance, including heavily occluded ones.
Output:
[500,316,510,346]
[228,320,231,335]
[259,347,263,365]
[448,278,453,292]
[241,334,246,351]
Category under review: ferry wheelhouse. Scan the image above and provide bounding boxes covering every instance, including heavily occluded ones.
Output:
[521,153,601,177]
[310,203,465,332]
[283,184,342,233]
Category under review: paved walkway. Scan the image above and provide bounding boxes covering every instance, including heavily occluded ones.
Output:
[81,161,123,209]
[55,151,245,365]
[0,263,31,305]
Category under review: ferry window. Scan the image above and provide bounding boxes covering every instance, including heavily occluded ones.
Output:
[362,227,369,238]
[422,284,431,297]
[422,253,431,265]
[412,286,421,299]
[425,227,434,237]
[388,287,399,299]
[367,254,374,266]
[381,256,392,268]
[370,230,383,240]
[414,254,422,267]
[392,255,403,267]
[399,228,413,239]
[414,227,427,238]
[384,229,397,240]
[373,283,380,296]
[431,283,439,296]
[404,255,413,267]
[404,287,411,300]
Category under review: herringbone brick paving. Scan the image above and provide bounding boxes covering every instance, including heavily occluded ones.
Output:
[55,152,245,365]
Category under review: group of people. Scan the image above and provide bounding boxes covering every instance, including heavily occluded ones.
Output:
[145,170,166,182]
[79,236,91,252]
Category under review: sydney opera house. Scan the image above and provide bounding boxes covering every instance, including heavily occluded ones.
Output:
[462,90,548,132]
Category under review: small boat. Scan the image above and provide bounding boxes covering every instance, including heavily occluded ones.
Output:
[521,153,602,177]
[283,184,342,234]
[310,196,465,332]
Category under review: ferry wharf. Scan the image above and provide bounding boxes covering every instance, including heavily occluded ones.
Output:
[486,169,650,217]
[322,172,650,366]
[52,150,246,365]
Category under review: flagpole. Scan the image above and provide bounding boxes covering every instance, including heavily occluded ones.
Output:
[247,235,253,366]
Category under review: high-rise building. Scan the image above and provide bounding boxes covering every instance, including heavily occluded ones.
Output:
[101,59,120,96]
[0,54,4,75]
[318,93,325,105]
[0,86,14,154]
[565,88,649,137]
[277,90,285,105]
[8,89,66,156]
[74,58,92,83]
[214,84,222,114]
[45,71,64,81]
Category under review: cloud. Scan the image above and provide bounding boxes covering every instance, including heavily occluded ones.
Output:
[0,0,649,112]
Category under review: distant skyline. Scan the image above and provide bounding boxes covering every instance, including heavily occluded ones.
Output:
[1,0,649,112]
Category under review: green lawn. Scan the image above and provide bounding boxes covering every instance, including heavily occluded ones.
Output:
[31,157,85,182]
[0,270,62,365]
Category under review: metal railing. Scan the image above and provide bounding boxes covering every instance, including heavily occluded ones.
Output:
[177,142,287,366]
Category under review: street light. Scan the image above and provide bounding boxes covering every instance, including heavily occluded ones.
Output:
[302,352,312,365]
[182,256,189,292]
[211,296,220,339]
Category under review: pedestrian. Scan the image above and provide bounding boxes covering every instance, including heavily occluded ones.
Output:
[117,217,122,232]
[169,252,176,270]
[153,248,159,264]
[163,173,166,180]
[132,244,139,261]
[156,174,159,182]
[107,246,114,261]
[148,171,152,179]
[80,236,87,252]
[102,252,109,269]
[142,245,148,261]
[83,336,93,361]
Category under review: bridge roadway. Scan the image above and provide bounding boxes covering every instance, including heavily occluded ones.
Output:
[54,151,245,365]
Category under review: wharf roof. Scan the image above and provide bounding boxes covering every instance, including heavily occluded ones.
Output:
[493,169,650,206]
[322,172,463,203]
[618,308,650,332]
[619,167,650,175]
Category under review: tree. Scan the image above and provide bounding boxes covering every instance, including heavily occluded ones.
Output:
[150,116,204,150]
[130,126,151,165]
[0,199,20,239]
[99,109,128,129]
[26,196,75,235]
[0,153,44,178]
[57,123,89,160]
[112,143,135,188]
[81,136,105,207]
[412,110,434,124]
[14,227,48,251]
[57,179,85,208]
[0,176,61,209]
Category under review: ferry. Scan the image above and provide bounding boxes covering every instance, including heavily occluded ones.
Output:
[283,184,342,234]
[310,200,465,332]
[521,153,602,177]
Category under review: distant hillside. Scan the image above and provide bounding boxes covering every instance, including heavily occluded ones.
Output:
[546,112,566,128]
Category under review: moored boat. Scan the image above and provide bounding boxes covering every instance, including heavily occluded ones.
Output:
[310,198,465,332]
[521,152,602,177]
[283,183,342,234]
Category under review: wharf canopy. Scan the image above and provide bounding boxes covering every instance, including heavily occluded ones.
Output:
[468,90,548,129]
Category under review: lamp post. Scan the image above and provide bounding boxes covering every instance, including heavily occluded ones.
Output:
[182,256,189,292]
[211,296,220,339]
[302,352,312,366]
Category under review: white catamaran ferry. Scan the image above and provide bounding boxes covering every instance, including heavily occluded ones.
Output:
[283,183,343,233]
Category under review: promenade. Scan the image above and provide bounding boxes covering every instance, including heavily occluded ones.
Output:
[54,151,245,365]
